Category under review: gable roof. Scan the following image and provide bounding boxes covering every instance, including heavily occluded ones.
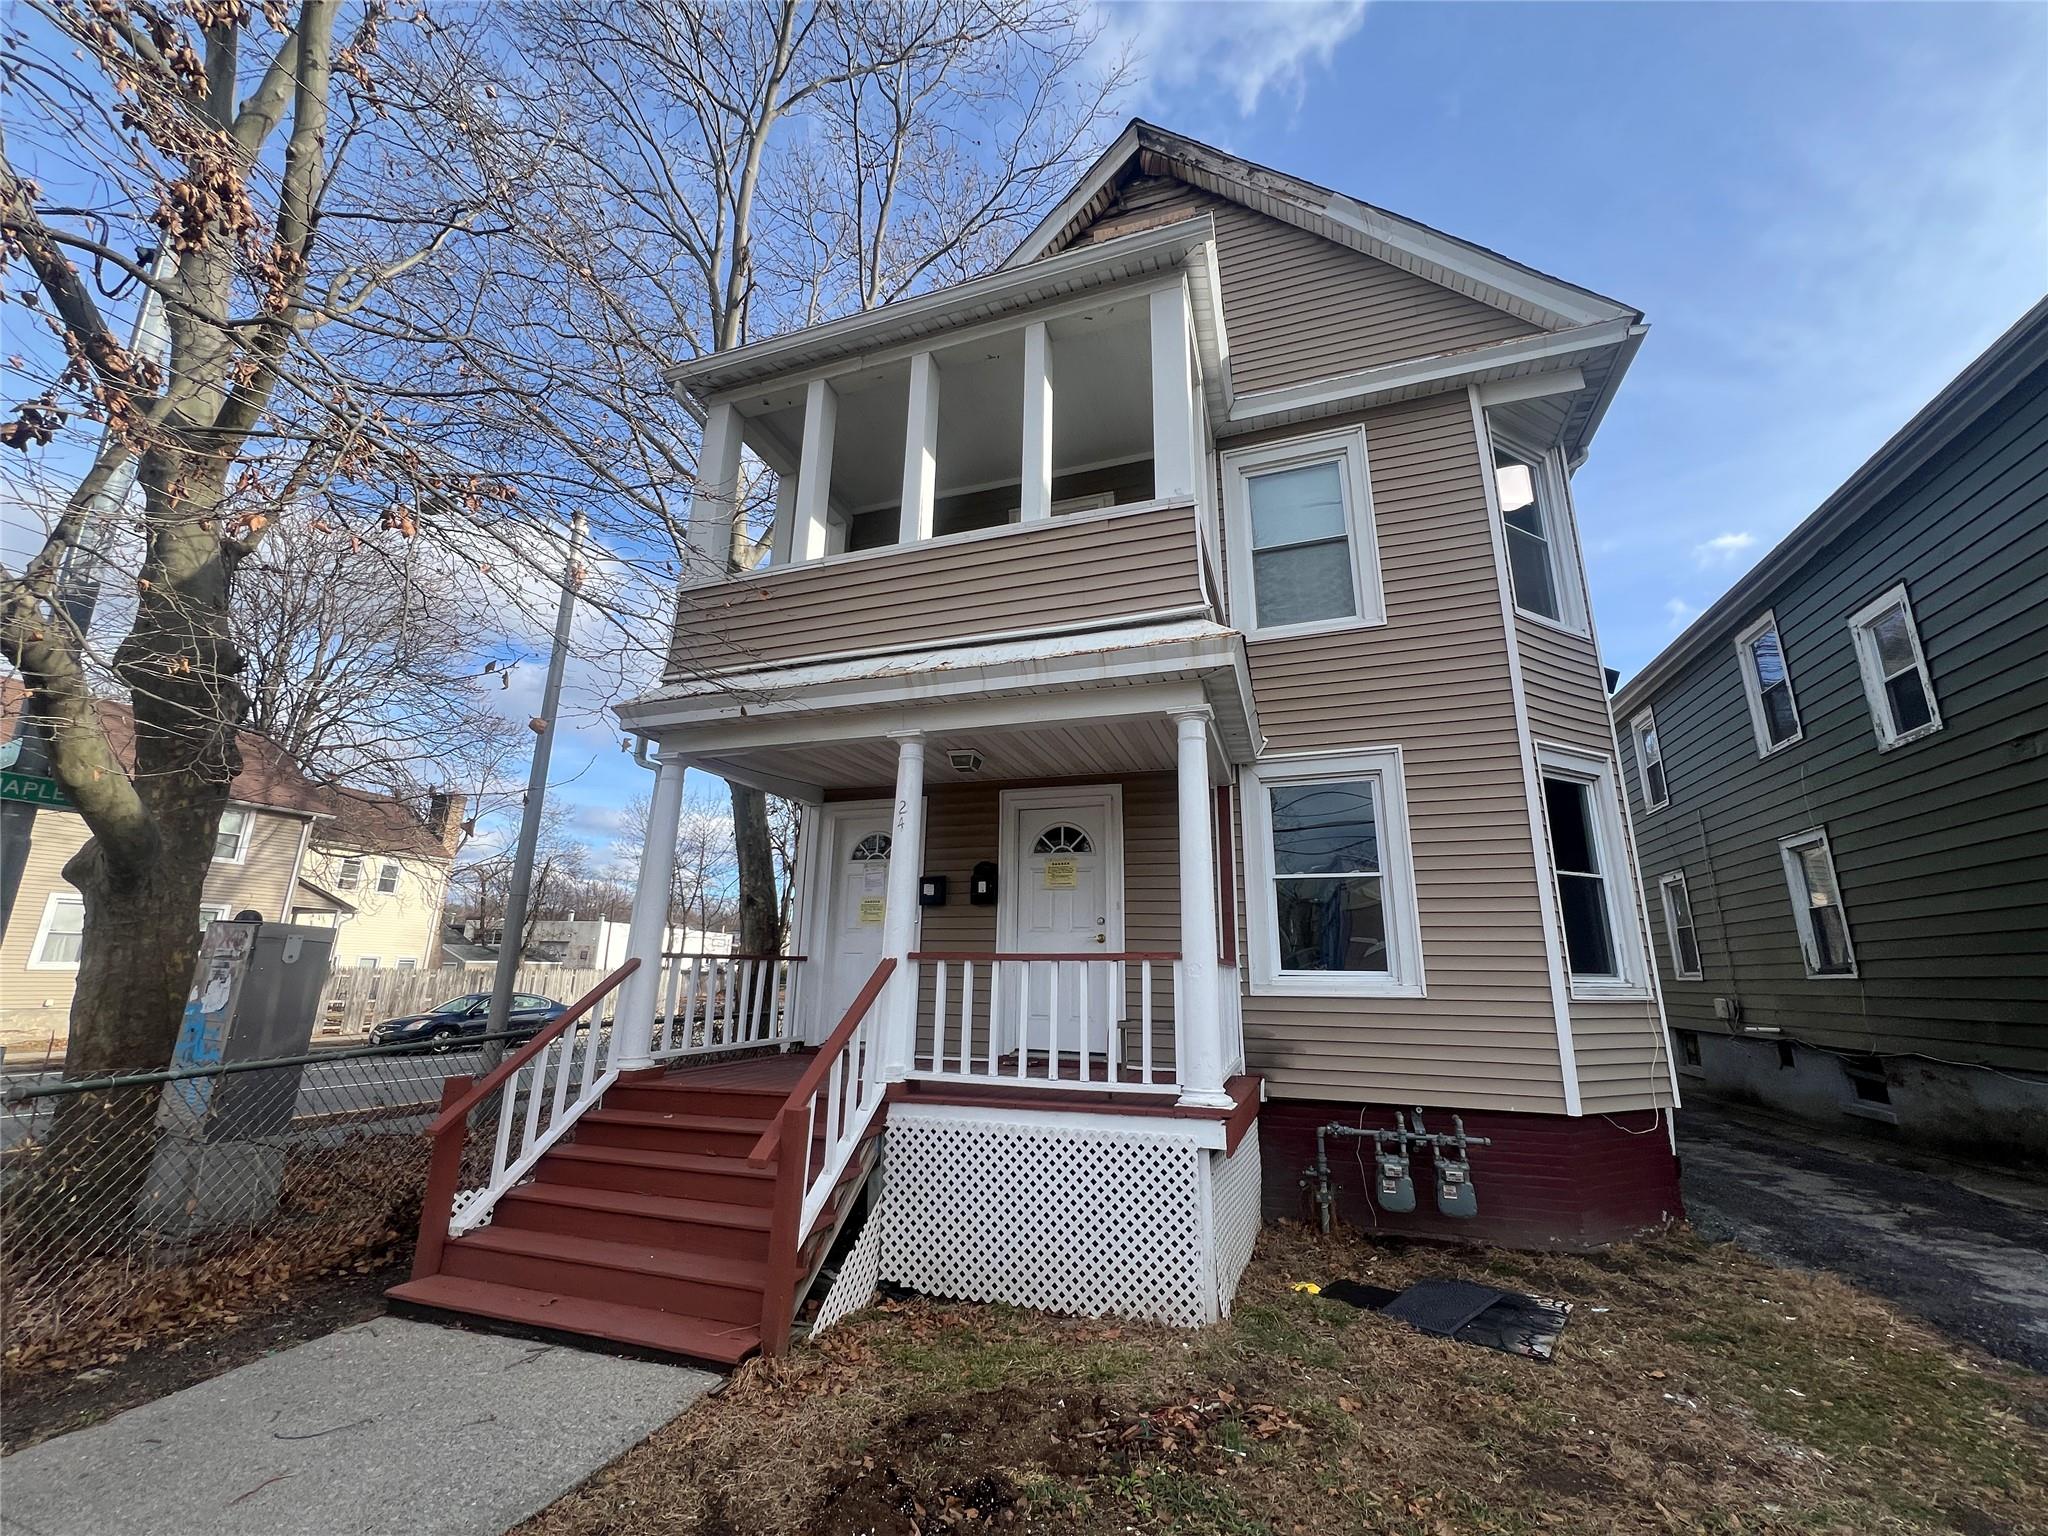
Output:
[1004,121,1641,333]
[1614,295,2048,714]
[312,786,454,862]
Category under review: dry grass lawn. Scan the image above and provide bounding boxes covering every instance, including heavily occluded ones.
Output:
[520,1225,2048,1536]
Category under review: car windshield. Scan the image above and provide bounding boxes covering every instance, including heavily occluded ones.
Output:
[429,996,481,1016]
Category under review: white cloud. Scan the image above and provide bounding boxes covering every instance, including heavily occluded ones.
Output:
[1665,597,1698,631]
[1095,1,1367,117]
[1692,531,1757,566]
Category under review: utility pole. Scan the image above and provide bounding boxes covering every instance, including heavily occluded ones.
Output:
[479,511,588,1070]
[0,252,175,940]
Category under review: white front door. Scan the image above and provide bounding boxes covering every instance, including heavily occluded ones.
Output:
[817,811,894,1041]
[1002,790,1122,1060]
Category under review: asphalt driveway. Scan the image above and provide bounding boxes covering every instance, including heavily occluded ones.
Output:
[1679,1100,2048,1372]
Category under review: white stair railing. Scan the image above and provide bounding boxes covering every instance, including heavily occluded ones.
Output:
[650,953,805,1060]
[905,951,1182,1093]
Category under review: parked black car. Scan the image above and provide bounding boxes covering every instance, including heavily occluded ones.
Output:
[368,992,565,1049]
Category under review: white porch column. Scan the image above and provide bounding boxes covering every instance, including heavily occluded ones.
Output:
[1149,284,1196,502]
[686,402,742,583]
[615,749,689,1071]
[1171,708,1231,1107]
[900,351,941,543]
[794,377,838,562]
[1019,321,1053,522]
[768,470,797,567]
[880,731,926,1079]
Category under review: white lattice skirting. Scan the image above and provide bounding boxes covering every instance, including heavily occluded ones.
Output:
[879,1106,1263,1329]
[811,1192,886,1339]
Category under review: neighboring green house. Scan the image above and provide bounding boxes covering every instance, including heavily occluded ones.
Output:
[1614,297,2048,1162]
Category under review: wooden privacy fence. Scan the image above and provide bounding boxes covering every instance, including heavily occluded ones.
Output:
[316,965,613,1037]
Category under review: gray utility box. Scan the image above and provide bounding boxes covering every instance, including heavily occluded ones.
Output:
[141,921,335,1237]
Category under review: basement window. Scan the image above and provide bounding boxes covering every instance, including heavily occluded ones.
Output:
[1841,1054,1892,1106]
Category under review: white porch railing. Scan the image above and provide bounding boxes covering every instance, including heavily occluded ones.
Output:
[906,951,1182,1093]
[417,961,638,1250]
[650,953,805,1060]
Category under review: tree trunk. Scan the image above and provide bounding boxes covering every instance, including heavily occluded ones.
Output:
[730,782,779,956]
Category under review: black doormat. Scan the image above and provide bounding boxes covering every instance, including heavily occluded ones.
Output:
[1318,1276,1573,1361]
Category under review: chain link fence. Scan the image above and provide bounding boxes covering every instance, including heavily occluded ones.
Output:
[0,1033,545,1373]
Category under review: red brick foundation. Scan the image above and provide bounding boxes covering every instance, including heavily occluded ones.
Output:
[1258,1098,1684,1249]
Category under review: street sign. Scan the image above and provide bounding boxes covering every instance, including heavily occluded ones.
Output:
[0,771,72,810]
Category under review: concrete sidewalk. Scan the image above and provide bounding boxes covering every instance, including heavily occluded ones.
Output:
[0,1317,714,1536]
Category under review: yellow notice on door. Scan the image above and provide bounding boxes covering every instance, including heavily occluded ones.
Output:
[858,896,886,924]
[1043,856,1078,889]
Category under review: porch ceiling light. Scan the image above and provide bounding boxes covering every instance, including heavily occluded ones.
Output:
[947,749,985,774]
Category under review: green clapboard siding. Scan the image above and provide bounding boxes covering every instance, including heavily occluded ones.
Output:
[1621,360,2048,1071]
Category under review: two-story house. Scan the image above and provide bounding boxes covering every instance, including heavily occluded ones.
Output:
[1614,298,2047,1162]
[296,788,465,972]
[393,124,1679,1364]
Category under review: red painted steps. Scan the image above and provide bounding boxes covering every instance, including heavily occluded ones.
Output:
[389,1060,815,1367]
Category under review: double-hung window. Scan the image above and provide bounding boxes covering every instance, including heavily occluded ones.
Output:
[1487,421,1586,632]
[213,807,253,863]
[1656,872,1703,980]
[1242,748,1423,997]
[1629,709,1669,810]
[28,894,85,968]
[1848,583,1943,749]
[336,857,362,891]
[1779,828,1856,977]
[1537,746,1646,997]
[1222,427,1384,638]
[377,862,401,894]
[1735,611,1802,754]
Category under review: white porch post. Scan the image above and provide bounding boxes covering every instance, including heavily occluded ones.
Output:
[1020,321,1053,522]
[616,749,689,1071]
[794,377,838,563]
[1171,708,1231,1108]
[900,351,941,543]
[686,402,742,583]
[1149,284,1196,502]
[880,731,926,1079]
[768,470,797,567]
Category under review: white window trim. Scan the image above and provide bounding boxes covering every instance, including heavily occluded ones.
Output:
[1847,582,1944,751]
[376,861,401,894]
[1535,742,1654,1001]
[198,905,228,928]
[1220,425,1386,641]
[1242,746,1425,999]
[1734,609,1803,756]
[336,857,363,891]
[25,892,84,970]
[1628,707,1669,812]
[213,805,255,865]
[1778,827,1859,980]
[1486,418,1590,636]
[1655,872,1703,981]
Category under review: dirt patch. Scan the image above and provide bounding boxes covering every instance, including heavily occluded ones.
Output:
[519,1225,2048,1536]
[2,1251,410,1452]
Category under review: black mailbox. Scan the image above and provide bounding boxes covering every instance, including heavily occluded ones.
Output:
[970,861,998,906]
[919,874,948,906]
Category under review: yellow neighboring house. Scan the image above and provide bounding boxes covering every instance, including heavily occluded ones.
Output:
[294,789,464,974]
[1,687,463,1051]
[1,693,331,1051]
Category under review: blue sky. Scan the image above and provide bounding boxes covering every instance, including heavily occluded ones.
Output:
[549,1,2045,857]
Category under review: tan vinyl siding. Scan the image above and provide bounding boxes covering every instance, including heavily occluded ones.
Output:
[0,806,309,1034]
[667,501,1206,679]
[1072,176,1540,399]
[1232,392,1567,1113]
[1517,614,1671,1111]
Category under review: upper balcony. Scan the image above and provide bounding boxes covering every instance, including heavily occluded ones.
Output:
[661,219,1226,684]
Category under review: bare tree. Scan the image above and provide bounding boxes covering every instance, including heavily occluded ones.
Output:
[1,1,512,1117]
[453,800,589,952]
[619,787,739,939]
[235,518,525,801]
[389,1,1128,956]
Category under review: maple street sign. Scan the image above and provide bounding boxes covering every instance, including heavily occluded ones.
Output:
[0,771,73,809]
